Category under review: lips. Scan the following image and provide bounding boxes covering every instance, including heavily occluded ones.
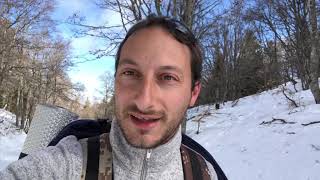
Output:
[129,113,161,130]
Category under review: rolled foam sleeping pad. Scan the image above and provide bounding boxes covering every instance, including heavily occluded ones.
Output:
[19,104,78,159]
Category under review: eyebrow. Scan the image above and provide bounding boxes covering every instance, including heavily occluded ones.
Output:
[119,58,184,75]
[158,65,184,76]
[118,58,138,67]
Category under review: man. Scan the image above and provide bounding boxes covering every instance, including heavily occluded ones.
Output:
[0,16,227,180]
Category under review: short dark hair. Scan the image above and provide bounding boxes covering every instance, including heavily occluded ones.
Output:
[115,16,202,89]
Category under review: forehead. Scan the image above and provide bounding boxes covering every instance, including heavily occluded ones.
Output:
[118,26,191,71]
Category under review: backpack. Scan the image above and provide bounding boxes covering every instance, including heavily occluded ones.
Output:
[48,119,228,180]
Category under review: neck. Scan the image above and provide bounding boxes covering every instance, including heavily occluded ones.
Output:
[109,119,182,173]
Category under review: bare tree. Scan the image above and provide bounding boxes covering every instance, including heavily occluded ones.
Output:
[247,0,320,104]
[308,0,320,103]
[0,0,82,131]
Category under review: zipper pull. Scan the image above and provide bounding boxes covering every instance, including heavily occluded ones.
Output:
[146,149,152,159]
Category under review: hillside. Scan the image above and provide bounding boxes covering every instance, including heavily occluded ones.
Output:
[187,81,320,180]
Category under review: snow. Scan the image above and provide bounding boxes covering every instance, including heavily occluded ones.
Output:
[0,109,26,170]
[0,133,26,170]
[0,80,319,179]
[187,81,320,180]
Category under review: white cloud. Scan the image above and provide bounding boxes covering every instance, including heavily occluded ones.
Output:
[71,71,104,102]
[56,0,91,14]
[71,36,97,54]
[98,9,122,26]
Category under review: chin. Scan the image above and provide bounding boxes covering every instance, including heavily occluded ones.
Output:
[125,129,164,149]
[117,114,182,149]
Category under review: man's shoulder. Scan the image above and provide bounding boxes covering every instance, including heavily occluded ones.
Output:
[1,135,82,180]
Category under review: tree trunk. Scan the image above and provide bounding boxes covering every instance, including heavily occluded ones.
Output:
[172,0,177,17]
[155,0,162,16]
[15,89,20,127]
[180,0,195,134]
[20,90,28,129]
[182,0,194,28]
[308,0,320,103]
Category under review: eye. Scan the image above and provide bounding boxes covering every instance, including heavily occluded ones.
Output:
[118,69,141,80]
[122,70,135,76]
[161,74,179,81]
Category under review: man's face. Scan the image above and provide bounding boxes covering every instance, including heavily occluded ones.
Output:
[115,26,201,148]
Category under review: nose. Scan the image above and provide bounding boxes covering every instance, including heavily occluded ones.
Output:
[134,77,156,112]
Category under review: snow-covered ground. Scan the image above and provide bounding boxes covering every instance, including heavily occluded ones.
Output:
[0,81,319,180]
[187,81,320,180]
[0,109,26,170]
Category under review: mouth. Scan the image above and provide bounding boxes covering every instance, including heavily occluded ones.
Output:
[129,113,161,130]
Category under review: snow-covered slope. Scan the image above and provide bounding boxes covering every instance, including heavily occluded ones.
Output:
[187,82,320,180]
[0,109,26,170]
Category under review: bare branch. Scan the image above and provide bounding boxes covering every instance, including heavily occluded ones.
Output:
[260,117,296,125]
[301,121,320,126]
[281,85,299,107]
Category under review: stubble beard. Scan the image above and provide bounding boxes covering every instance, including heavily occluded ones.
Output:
[115,103,188,149]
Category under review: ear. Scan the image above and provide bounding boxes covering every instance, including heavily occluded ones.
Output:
[189,81,201,107]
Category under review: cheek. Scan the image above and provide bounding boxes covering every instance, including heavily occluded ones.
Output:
[115,80,131,99]
[115,83,128,113]
[115,78,138,100]
[164,88,191,113]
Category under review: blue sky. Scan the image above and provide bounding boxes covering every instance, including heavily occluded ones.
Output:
[51,0,229,103]
[52,0,120,102]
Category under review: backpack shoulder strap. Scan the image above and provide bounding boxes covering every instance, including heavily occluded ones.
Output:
[79,133,113,180]
[98,133,113,179]
[182,134,228,180]
[48,119,111,147]
[180,144,211,180]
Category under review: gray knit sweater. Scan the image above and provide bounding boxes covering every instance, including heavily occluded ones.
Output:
[0,120,217,180]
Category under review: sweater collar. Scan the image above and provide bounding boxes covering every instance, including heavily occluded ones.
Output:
[109,119,182,174]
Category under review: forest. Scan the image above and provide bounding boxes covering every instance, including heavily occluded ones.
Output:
[1,0,319,131]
